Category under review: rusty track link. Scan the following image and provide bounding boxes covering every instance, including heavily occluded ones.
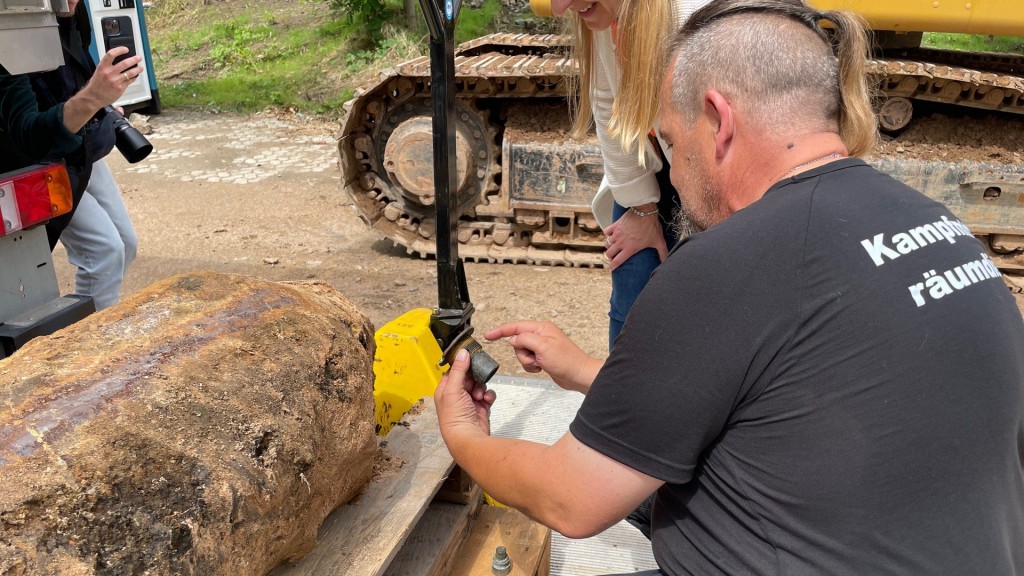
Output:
[338,34,1023,269]
[869,57,1024,115]
[339,34,605,267]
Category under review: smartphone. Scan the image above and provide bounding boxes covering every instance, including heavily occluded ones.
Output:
[101,16,138,69]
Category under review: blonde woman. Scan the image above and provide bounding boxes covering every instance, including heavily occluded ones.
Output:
[550,0,708,347]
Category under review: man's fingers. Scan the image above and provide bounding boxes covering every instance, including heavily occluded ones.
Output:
[442,348,471,396]
[515,349,540,372]
[99,46,130,65]
[507,331,547,356]
[117,56,143,74]
[484,321,540,341]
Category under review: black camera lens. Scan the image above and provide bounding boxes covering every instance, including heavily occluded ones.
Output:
[102,106,153,164]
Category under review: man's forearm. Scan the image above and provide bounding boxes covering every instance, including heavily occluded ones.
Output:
[445,429,652,539]
[448,433,591,535]
[61,89,104,133]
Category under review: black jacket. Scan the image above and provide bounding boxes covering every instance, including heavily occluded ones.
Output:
[0,4,111,248]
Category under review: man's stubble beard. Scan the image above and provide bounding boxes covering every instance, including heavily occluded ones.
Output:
[671,163,721,239]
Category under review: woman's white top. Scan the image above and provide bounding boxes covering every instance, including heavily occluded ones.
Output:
[589,0,707,228]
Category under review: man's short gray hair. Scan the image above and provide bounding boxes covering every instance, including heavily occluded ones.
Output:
[671,13,838,133]
[666,0,877,155]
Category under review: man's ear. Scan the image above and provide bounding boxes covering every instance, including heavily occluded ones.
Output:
[704,89,734,161]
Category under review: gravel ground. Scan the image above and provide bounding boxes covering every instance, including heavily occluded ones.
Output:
[53,109,614,376]
[53,108,1024,374]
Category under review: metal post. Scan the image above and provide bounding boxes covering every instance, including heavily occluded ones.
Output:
[419,0,498,384]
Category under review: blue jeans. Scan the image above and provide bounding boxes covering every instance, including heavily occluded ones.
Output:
[608,199,679,348]
[61,159,138,310]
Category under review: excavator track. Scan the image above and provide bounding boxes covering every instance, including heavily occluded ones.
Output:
[339,34,1024,271]
[870,51,1024,131]
[339,34,605,267]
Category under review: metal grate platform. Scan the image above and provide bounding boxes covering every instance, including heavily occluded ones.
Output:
[489,375,658,575]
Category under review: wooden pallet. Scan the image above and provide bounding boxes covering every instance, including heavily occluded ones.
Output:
[270,401,550,576]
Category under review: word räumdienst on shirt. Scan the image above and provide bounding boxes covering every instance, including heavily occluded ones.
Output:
[906,252,1002,307]
[858,215,1003,307]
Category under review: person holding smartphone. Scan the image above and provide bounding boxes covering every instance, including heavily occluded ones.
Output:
[0,0,143,309]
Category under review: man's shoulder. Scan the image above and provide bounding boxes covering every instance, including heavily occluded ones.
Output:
[662,160,945,277]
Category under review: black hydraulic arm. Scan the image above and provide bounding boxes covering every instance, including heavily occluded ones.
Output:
[419,0,499,384]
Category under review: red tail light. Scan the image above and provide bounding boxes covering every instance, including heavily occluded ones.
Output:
[0,164,73,237]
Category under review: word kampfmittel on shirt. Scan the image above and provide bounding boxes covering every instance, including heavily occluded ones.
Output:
[859,215,1002,308]
[860,215,973,267]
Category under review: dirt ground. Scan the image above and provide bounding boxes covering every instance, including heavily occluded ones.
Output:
[53,109,1024,379]
[53,109,614,376]
[874,104,1024,163]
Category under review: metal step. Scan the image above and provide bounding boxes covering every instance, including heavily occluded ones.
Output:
[489,375,659,575]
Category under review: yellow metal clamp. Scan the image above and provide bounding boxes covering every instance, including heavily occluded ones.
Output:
[373,308,448,435]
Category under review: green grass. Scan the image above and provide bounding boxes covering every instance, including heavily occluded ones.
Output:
[922,33,1024,54]
[147,0,507,116]
[455,0,504,44]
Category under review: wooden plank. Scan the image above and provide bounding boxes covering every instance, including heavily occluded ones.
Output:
[270,401,453,576]
[450,506,552,576]
[435,465,476,504]
[537,531,551,576]
[383,485,484,576]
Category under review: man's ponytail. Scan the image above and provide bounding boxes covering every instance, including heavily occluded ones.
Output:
[820,9,877,157]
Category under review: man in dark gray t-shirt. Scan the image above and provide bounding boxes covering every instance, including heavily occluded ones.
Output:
[432,1,1024,574]
[573,156,1024,574]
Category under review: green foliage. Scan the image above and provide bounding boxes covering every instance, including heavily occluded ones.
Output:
[149,0,508,117]
[395,0,506,44]
[208,18,278,69]
[922,33,1024,55]
[454,0,503,44]
[329,0,388,43]
[160,57,357,115]
[342,34,405,71]
[146,0,203,21]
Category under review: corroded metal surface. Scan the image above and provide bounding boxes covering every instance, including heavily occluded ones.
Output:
[868,157,1024,271]
[339,33,1024,269]
[869,56,1024,116]
[0,272,377,575]
[339,34,603,267]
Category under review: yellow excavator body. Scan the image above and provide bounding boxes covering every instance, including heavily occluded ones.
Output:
[811,0,1021,36]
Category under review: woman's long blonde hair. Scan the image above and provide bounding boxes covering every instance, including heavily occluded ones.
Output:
[566,0,674,165]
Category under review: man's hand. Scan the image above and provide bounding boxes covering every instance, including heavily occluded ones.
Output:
[484,321,602,394]
[434,348,496,446]
[432,345,661,538]
[603,206,668,270]
[88,47,144,105]
[62,47,143,133]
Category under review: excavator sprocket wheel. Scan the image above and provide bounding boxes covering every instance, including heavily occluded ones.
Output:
[878,96,913,133]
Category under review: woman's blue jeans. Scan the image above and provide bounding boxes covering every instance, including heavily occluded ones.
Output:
[608,190,680,348]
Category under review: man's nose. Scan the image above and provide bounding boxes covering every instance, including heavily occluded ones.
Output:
[549,0,573,17]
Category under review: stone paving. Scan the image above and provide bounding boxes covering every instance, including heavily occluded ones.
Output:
[123,112,338,185]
